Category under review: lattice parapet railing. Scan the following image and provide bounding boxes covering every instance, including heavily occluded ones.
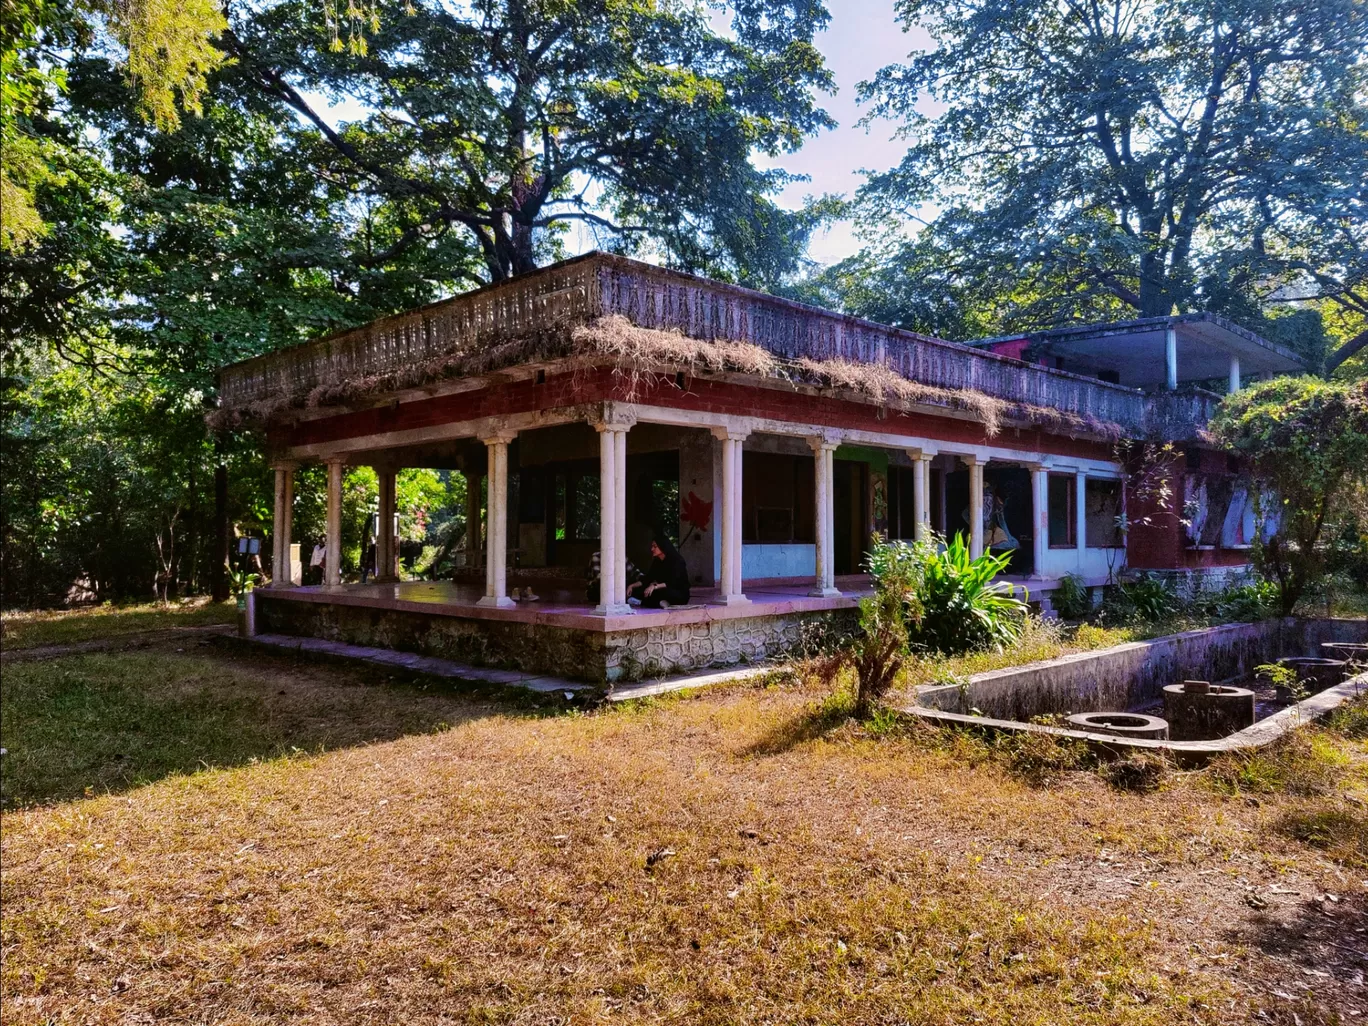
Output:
[218,252,1214,439]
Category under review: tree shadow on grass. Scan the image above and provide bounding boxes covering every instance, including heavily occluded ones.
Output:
[1222,882,1367,1025]
[739,691,859,757]
[0,641,564,808]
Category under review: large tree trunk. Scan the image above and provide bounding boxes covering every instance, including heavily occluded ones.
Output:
[1325,329,1368,375]
[212,463,229,602]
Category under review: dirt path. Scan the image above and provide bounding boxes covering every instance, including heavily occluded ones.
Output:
[0,623,235,664]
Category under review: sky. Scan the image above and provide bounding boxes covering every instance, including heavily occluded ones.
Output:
[563,0,928,265]
[751,0,930,265]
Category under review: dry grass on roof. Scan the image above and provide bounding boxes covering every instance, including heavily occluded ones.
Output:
[573,314,779,378]
[208,315,1125,442]
[794,357,1009,436]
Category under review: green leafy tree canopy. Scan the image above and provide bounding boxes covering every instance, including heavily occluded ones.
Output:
[1210,376,1368,613]
[223,0,838,286]
[852,0,1368,345]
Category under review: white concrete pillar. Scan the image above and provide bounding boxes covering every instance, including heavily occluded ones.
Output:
[807,435,840,598]
[909,449,935,542]
[1075,469,1087,562]
[965,456,985,559]
[324,458,344,587]
[1228,354,1241,393]
[1165,326,1178,390]
[375,467,398,583]
[593,418,632,614]
[477,433,516,608]
[712,426,750,605]
[1029,463,1049,578]
[271,463,295,587]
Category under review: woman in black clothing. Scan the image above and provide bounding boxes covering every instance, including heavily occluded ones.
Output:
[629,535,690,608]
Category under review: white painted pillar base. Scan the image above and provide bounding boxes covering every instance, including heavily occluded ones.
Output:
[595,418,633,615]
[1228,354,1241,393]
[965,456,985,559]
[712,427,751,605]
[910,449,935,542]
[324,459,344,588]
[477,433,516,608]
[808,435,840,598]
[375,467,398,583]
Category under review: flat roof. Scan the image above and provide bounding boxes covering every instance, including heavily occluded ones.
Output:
[970,314,1304,385]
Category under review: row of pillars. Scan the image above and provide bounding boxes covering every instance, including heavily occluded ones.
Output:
[270,458,397,590]
[1164,326,1241,392]
[270,426,1098,607]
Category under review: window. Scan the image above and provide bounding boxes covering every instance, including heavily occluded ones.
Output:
[1085,479,1124,547]
[552,470,600,541]
[741,452,814,544]
[1047,474,1076,547]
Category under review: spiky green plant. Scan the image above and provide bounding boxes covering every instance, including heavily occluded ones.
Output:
[883,534,1028,655]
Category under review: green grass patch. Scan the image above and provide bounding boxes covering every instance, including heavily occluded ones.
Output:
[1278,808,1368,868]
[0,649,488,807]
[1,599,236,650]
[901,617,1134,690]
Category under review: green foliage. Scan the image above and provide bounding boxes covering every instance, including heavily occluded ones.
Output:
[835,0,1368,337]
[1211,377,1368,614]
[1210,581,1279,623]
[848,588,913,719]
[810,537,925,717]
[891,534,1028,655]
[1255,662,1303,699]
[1050,573,1092,621]
[224,0,837,286]
[1100,576,1179,626]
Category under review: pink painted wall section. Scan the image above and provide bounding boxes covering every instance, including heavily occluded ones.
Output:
[987,339,1030,361]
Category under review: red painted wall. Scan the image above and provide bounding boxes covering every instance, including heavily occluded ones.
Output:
[273,368,1120,465]
[1124,450,1252,571]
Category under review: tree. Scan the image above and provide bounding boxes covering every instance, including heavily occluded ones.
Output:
[854,0,1368,338]
[1210,377,1368,614]
[222,0,837,286]
[1,0,226,251]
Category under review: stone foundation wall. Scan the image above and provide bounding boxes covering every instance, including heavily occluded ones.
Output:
[916,617,1368,721]
[255,596,856,684]
[604,610,856,681]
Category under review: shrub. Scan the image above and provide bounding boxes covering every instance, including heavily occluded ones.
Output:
[849,587,914,718]
[879,534,1027,655]
[1051,573,1092,620]
[1099,574,1178,625]
[1211,377,1368,614]
[1212,580,1279,622]
[815,537,925,718]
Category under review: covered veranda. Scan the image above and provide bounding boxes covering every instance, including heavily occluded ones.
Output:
[257,398,1126,643]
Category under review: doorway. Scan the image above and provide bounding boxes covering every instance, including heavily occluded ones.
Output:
[833,459,869,575]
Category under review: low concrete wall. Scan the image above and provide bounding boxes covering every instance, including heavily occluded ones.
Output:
[255,595,855,684]
[917,617,1368,721]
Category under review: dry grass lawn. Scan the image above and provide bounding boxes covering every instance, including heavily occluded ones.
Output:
[2,639,1366,1025]
[1,599,236,652]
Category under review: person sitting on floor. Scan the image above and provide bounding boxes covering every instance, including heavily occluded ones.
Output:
[627,535,690,609]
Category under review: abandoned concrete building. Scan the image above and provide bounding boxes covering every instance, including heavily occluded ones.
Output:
[216,252,1304,684]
